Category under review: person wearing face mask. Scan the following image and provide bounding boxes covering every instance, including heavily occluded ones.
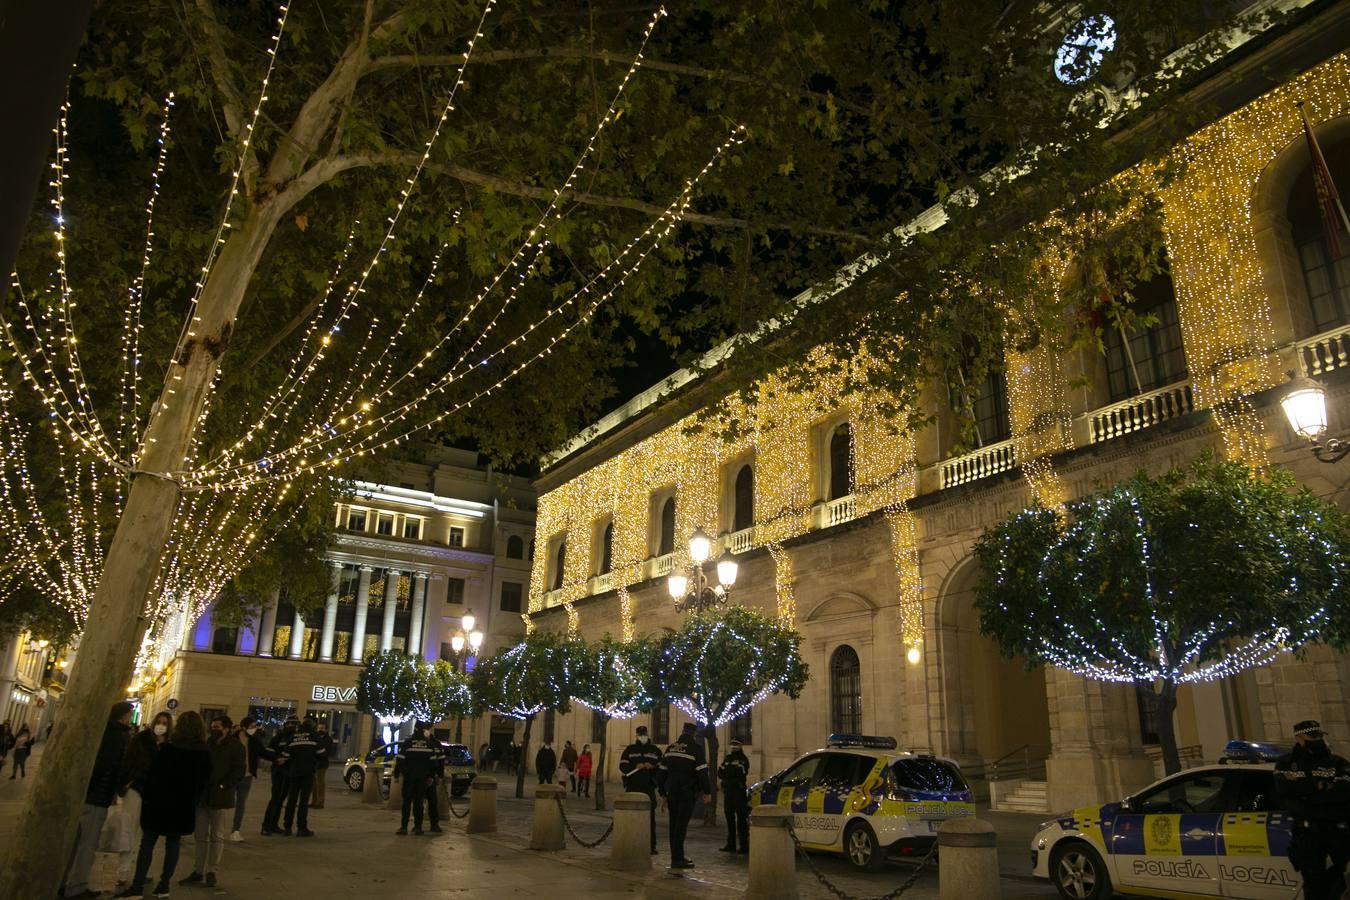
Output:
[535,739,557,786]
[618,725,663,855]
[1275,720,1350,900]
[229,717,265,843]
[260,716,298,835]
[180,716,246,889]
[114,711,173,889]
[310,720,333,810]
[279,716,323,836]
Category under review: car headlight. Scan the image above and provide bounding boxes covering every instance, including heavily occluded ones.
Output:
[1037,838,1047,850]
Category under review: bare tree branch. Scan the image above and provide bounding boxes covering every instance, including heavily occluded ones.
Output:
[190,0,258,195]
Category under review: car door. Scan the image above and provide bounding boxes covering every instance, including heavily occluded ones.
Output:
[807,753,868,849]
[1218,770,1299,899]
[1110,770,1231,896]
[768,754,825,843]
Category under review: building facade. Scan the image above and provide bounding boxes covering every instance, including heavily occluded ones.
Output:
[0,631,66,737]
[136,446,534,766]
[526,8,1350,810]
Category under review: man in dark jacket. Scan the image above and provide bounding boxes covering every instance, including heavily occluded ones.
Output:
[180,716,247,889]
[1275,720,1350,900]
[281,716,324,836]
[560,740,579,792]
[310,720,333,809]
[718,739,751,854]
[535,741,557,786]
[230,717,266,842]
[260,716,296,835]
[60,700,134,898]
[394,722,443,835]
[619,725,663,855]
[658,722,711,870]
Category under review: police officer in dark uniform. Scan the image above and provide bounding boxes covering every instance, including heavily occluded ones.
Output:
[394,722,442,835]
[658,722,711,869]
[1274,720,1350,900]
[282,716,324,836]
[618,725,663,855]
[718,739,751,854]
[260,716,298,835]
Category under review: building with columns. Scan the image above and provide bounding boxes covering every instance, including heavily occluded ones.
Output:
[136,445,534,764]
[527,4,1350,811]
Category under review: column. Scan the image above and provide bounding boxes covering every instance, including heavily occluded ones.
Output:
[287,607,306,660]
[319,562,343,662]
[0,633,21,723]
[407,573,427,657]
[379,569,400,654]
[257,588,280,657]
[348,567,374,664]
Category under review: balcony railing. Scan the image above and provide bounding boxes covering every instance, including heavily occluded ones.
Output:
[543,588,564,608]
[1296,323,1350,376]
[651,553,675,579]
[726,527,754,555]
[940,438,1016,489]
[1084,379,1194,444]
[818,494,857,529]
[592,571,613,595]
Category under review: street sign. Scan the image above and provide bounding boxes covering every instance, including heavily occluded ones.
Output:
[166,698,178,710]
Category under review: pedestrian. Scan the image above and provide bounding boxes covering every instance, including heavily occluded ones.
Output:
[229,717,265,842]
[9,724,32,778]
[576,745,593,797]
[717,739,751,854]
[280,716,323,836]
[310,720,332,809]
[113,710,211,899]
[59,701,134,899]
[260,716,296,835]
[179,715,247,890]
[0,720,10,776]
[394,722,443,835]
[478,742,489,772]
[535,740,557,786]
[1275,720,1350,900]
[509,741,520,775]
[618,725,663,855]
[560,740,578,793]
[658,722,710,870]
[116,710,173,888]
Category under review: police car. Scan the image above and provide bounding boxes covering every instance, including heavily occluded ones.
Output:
[747,734,975,871]
[343,741,476,796]
[1031,741,1300,899]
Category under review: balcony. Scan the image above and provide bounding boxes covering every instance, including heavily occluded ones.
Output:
[817,495,857,529]
[592,571,613,595]
[1082,379,1194,444]
[940,438,1016,489]
[726,527,754,555]
[1296,323,1350,376]
[543,588,564,608]
[650,553,675,579]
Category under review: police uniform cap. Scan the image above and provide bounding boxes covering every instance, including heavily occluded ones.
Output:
[1293,719,1324,737]
[635,725,648,734]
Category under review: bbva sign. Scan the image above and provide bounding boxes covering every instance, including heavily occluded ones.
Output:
[311,684,358,703]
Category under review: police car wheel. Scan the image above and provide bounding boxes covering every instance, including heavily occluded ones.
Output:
[1049,841,1110,900]
[843,822,887,872]
[345,767,364,792]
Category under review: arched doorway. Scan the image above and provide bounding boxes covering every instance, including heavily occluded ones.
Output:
[830,645,862,734]
[937,557,1051,767]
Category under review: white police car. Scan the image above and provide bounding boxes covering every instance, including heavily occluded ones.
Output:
[747,734,975,871]
[1031,741,1300,899]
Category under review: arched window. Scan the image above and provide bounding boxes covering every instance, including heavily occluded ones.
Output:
[658,496,676,556]
[733,464,754,532]
[1288,133,1350,335]
[1102,260,1187,402]
[830,645,862,735]
[828,424,853,501]
[552,541,566,591]
[599,522,614,575]
[506,535,524,559]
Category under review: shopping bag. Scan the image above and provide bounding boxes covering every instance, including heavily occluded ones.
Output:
[98,800,126,853]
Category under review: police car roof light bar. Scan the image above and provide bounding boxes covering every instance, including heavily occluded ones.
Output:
[826,733,898,750]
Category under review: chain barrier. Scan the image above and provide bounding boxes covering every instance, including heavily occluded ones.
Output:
[785,822,938,900]
[444,784,471,819]
[554,796,615,848]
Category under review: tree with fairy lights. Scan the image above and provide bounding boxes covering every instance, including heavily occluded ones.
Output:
[974,455,1350,775]
[357,651,422,744]
[471,630,577,798]
[571,635,659,810]
[657,605,808,823]
[418,658,475,730]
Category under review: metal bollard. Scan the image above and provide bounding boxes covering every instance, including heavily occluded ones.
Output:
[530,784,566,850]
[467,776,497,834]
[362,765,383,805]
[745,805,798,899]
[385,772,404,811]
[610,792,652,872]
[937,818,1000,900]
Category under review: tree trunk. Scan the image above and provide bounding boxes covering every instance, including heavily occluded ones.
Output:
[703,727,719,827]
[0,208,281,899]
[516,715,533,799]
[1154,680,1181,776]
[594,713,610,811]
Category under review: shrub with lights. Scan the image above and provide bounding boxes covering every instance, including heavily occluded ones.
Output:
[417,659,475,727]
[571,635,659,809]
[472,630,577,798]
[974,455,1350,774]
[356,651,422,744]
[657,605,808,821]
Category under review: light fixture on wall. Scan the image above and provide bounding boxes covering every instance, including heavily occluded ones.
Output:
[1281,376,1348,463]
[667,527,738,614]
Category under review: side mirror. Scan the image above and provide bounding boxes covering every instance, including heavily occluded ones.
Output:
[1120,796,1134,814]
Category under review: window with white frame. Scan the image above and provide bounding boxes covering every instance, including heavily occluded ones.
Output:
[346,508,367,531]
[449,526,465,548]
[402,517,423,540]
[376,514,395,536]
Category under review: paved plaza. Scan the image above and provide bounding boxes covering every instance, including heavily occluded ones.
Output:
[1,748,1058,898]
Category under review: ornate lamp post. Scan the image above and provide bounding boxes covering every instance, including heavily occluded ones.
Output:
[666,527,739,614]
[1281,376,1349,463]
[448,610,483,742]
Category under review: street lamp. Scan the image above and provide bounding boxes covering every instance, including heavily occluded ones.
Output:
[667,527,738,614]
[448,611,483,742]
[1281,376,1349,463]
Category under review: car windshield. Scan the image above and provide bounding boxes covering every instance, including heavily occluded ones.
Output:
[891,758,968,794]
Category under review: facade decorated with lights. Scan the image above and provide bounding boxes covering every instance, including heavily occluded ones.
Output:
[134,446,534,763]
[527,10,1350,810]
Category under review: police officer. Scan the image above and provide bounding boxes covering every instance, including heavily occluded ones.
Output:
[260,716,298,835]
[394,722,442,835]
[619,725,663,855]
[280,716,323,836]
[1274,720,1350,900]
[718,739,751,854]
[658,722,710,869]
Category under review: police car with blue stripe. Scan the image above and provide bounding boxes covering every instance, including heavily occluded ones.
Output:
[1031,741,1301,899]
[747,734,975,870]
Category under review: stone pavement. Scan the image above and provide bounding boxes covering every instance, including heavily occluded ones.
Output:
[1,748,1060,898]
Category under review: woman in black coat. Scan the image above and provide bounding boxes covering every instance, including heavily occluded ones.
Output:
[115,711,211,898]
